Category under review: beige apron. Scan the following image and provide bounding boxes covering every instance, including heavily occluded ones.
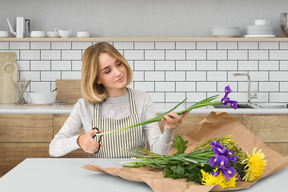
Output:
[90,88,145,158]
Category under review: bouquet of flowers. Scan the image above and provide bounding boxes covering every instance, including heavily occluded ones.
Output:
[121,135,267,189]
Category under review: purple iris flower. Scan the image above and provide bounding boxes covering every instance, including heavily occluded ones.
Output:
[226,149,237,164]
[217,155,229,169]
[222,167,236,181]
[221,86,238,110]
[211,142,227,156]
[211,169,220,177]
[209,154,219,167]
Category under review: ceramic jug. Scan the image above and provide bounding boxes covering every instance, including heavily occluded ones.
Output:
[7,17,30,38]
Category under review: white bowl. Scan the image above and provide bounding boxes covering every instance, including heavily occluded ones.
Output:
[212,26,241,37]
[30,31,46,38]
[46,31,59,38]
[29,92,57,104]
[256,103,287,109]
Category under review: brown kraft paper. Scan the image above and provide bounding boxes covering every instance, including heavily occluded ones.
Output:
[82,111,288,192]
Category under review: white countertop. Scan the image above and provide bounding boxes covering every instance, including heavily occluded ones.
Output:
[0,158,287,192]
[0,103,288,114]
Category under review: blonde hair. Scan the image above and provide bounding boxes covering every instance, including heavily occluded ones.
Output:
[81,42,133,104]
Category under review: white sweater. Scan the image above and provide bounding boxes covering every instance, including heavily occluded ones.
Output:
[49,89,175,157]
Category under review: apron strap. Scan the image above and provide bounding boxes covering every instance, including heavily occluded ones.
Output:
[127,87,137,115]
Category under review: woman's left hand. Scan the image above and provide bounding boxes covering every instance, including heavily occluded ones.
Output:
[161,110,191,130]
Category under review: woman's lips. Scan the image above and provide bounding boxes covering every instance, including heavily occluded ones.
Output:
[116,76,124,82]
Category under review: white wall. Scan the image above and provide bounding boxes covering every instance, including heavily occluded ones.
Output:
[1,0,288,37]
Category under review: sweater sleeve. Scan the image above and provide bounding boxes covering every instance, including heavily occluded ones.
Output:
[49,101,83,157]
[142,94,175,155]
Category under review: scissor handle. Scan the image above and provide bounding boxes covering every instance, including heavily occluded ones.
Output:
[92,127,102,154]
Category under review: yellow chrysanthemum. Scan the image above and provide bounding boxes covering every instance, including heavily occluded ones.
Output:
[201,169,237,189]
[241,148,267,182]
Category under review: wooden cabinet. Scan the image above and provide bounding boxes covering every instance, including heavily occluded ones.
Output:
[0,113,287,177]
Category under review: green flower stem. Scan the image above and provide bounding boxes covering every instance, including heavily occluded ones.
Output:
[97,95,220,136]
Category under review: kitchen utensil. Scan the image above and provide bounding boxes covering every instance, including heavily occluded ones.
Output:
[29,92,57,104]
[0,31,9,38]
[280,12,288,36]
[54,28,72,38]
[76,31,90,38]
[0,52,17,104]
[46,31,59,38]
[7,17,30,38]
[244,34,276,38]
[212,26,240,37]
[56,79,81,103]
[51,88,57,92]
[30,31,45,38]
[13,78,31,104]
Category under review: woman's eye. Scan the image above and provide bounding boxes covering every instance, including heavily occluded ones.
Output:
[104,69,111,74]
[116,62,122,66]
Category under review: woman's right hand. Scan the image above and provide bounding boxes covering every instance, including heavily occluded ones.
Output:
[77,129,104,154]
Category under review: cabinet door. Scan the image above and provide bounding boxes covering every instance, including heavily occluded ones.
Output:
[0,114,53,142]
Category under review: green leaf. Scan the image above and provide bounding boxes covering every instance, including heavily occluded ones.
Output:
[173,136,188,155]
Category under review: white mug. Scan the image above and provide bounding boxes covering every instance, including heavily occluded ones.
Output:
[76,31,90,38]
[255,20,270,25]
[54,28,72,38]
[0,31,9,38]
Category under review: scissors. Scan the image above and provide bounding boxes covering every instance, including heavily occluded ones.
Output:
[92,127,103,154]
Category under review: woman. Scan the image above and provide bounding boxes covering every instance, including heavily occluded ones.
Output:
[49,42,189,158]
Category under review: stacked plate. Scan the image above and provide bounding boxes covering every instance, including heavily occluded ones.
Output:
[212,26,240,37]
[245,24,275,37]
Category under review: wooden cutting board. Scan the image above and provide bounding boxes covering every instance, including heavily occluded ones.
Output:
[56,79,82,103]
[0,52,17,104]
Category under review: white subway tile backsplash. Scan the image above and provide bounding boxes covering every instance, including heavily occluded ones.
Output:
[134,42,154,49]
[155,42,175,49]
[20,71,40,81]
[217,42,237,49]
[197,42,216,49]
[166,71,185,81]
[62,50,82,60]
[249,50,268,60]
[52,42,71,49]
[166,92,186,102]
[259,61,279,71]
[72,42,92,49]
[207,50,227,60]
[238,61,258,70]
[176,61,195,70]
[31,42,50,49]
[155,61,175,70]
[197,82,216,92]
[166,50,185,60]
[217,61,237,70]
[145,50,165,60]
[186,50,206,60]
[238,42,258,49]
[134,82,154,92]
[134,61,154,70]
[259,42,278,49]
[228,50,247,60]
[1,39,287,105]
[270,71,288,81]
[72,61,82,70]
[270,50,288,60]
[0,42,9,49]
[52,61,71,70]
[259,82,279,91]
[31,61,50,70]
[269,93,288,102]
[20,50,40,60]
[124,50,144,60]
[197,61,216,70]
[187,71,206,81]
[176,82,195,92]
[10,42,29,49]
[176,42,195,49]
[145,71,165,81]
[207,71,227,81]
[41,50,61,60]
[133,71,144,81]
[30,82,51,92]
[155,82,175,91]
[62,71,81,79]
[113,42,133,49]
[41,71,61,81]
[17,61,30,70]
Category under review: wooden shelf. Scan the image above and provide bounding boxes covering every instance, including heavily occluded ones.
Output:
[1,37,288,41]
